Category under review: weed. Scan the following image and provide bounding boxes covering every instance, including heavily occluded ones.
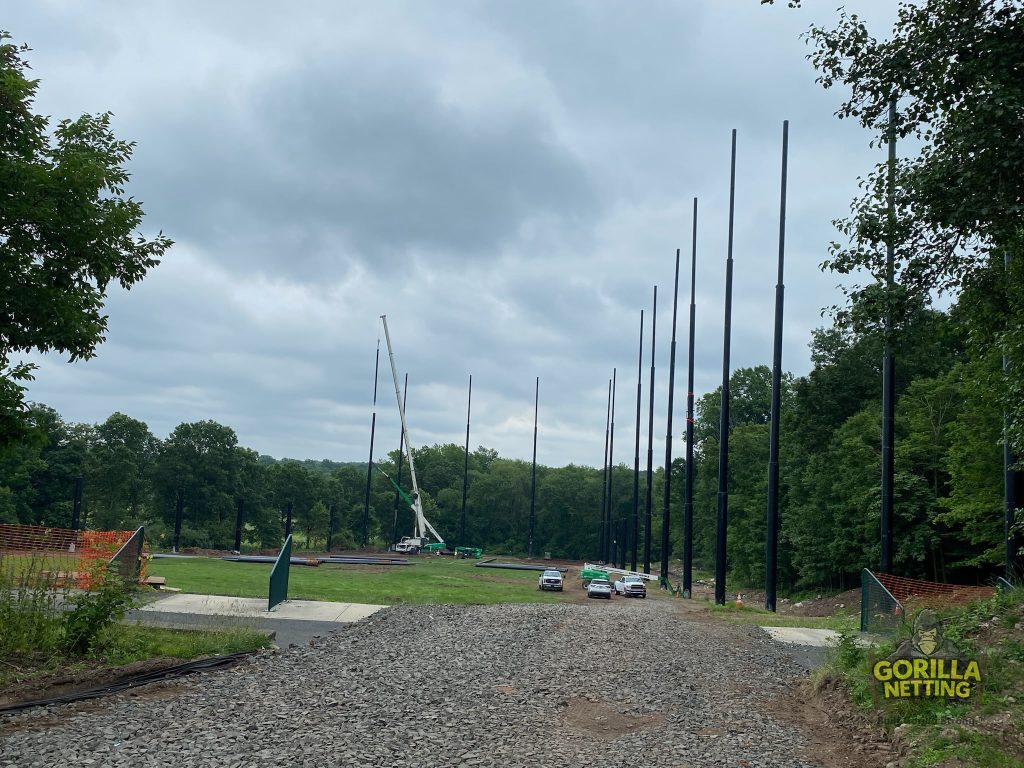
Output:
[0,552,69,656]
[63,566,139,655]
[93,624,270,665]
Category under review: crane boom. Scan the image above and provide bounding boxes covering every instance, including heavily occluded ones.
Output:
[380,315,445,547]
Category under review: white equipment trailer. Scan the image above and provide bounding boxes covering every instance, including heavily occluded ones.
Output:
[380,315,445,553]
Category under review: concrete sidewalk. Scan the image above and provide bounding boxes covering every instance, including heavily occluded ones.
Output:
[759,626,843,647]
[138,594,386,622]
[126,595,388,648]
[760,626,875,647]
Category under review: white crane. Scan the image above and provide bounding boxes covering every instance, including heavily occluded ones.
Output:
[380,315,445,552]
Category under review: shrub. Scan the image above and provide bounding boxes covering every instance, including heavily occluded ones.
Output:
[63,567,139,656]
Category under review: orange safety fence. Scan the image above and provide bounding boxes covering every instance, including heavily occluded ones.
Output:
[873,571,996,612]
[0,524,146,589]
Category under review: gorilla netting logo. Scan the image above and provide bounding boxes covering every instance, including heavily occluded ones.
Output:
[871,609,982,701]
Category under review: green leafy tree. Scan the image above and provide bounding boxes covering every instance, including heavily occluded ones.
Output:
[536,464,602,560]
[688,367,791,581]
[151,421,241,548]
[0,405,91,527]
[268,460,317,543]
[937,356,1006,568]
[305,500,330,549]
[0,34,171,444]
[234,447,277,550]
[466,458,533,555]
[86,413,158,530]
[807,1,1024,449]
[329,464,370,545]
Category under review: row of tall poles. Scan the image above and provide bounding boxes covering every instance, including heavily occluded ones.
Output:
[363,344,541,554]
[598,122,790,607]
[364,112,1024,589]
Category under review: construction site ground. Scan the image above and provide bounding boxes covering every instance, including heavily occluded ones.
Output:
[1,552,889,767]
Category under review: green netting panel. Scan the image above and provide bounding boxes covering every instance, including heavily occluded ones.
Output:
[269,534,292,611]
[861,568,903,634]
[108,526,145,583]
[997,576,1015,593]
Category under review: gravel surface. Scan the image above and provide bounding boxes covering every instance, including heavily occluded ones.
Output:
[1,601,822,767]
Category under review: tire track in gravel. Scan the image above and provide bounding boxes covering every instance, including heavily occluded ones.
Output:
[2,601,833,767]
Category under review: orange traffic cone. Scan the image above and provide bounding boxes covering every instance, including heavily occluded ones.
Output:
[735,594,744,608]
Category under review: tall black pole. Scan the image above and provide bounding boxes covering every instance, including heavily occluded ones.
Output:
[1005,249,1022,581]
[284,501,293,539]
[529,377,539,558]
[608,368,617,564]
[461,374,472,549]
[632,310,644,571]
[684,198,698,598]
[766,120,789,612]
[715,129,737,606]
[326,503,336,552]
[363,340,381,548]
[619,518,626,570]
[391,373,408,548]
[644,286,658,574]
[173,488,184,553]
[234,497,244,553]
[661,250,681,582]
[71,476,83,531]
[1005,436,1018,580]
[881,97,897,574]
[600,378,611,561]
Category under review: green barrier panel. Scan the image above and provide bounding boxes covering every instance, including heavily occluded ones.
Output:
[659,576,684,596]
[861,568,903,634]
[996,576,1015,593]
[269,534,292,611]
[109,526,145,583]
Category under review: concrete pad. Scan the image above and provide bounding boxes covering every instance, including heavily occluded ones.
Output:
[760,626,842,647]
[760,626,873,647]
[138,594,386,622]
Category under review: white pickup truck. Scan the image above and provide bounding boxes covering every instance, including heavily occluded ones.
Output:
[538,570,564,591]
[613,575,647,598]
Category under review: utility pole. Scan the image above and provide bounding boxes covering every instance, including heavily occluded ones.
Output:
[528,377,539,558]
[715,129,738,606]
[683,198,698,598]
[607,368,617,563]
[644,286,658,574]
[662,250,681,582]
[632,310,644,571]
[362,340,381,547]
[766,120,789,612]
[460,375,472,548]
[881,97,897,574]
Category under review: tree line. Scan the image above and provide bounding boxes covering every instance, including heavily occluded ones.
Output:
[0,296,1016,589]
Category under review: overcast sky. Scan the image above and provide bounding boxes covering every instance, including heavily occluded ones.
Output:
[10,1,898,468]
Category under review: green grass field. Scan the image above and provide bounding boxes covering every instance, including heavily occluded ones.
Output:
[147,556,578,605]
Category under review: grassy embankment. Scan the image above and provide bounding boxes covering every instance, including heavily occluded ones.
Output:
[0,553,270,691]
[819,586,1024,767]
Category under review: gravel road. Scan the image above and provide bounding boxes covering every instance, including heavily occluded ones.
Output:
[1,601,823,767]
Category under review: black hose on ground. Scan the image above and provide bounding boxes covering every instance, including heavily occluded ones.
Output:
[0,650,256,715]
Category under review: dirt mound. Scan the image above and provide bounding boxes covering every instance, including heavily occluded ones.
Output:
[768,678,900,767]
